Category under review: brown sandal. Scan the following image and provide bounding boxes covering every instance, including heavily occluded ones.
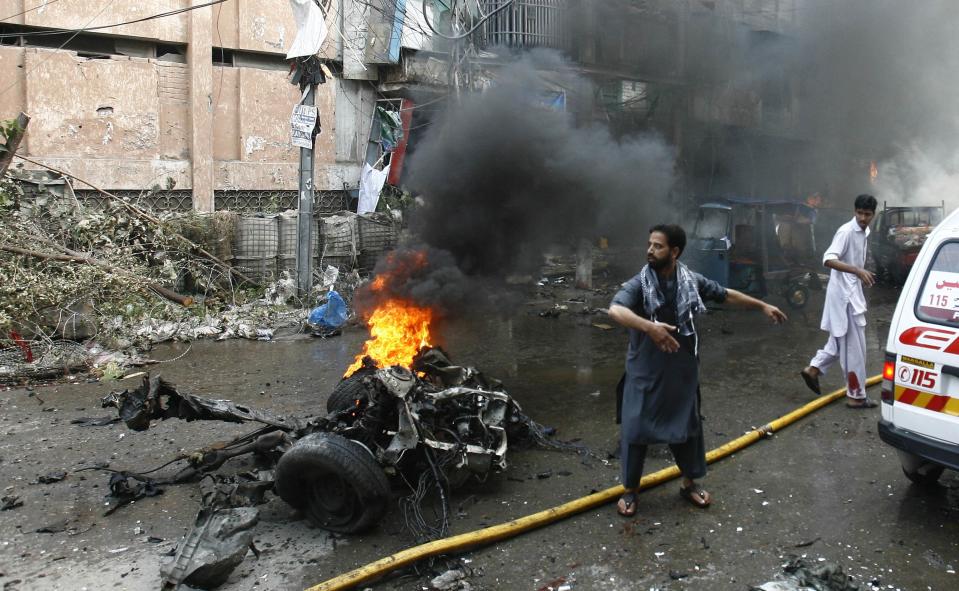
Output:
[617,491,638,517]
[679,484,712,508]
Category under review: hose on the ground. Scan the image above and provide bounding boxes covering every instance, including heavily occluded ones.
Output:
[306,375,882,591]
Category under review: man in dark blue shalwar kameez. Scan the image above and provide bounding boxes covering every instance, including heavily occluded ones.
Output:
[609,224,787,516]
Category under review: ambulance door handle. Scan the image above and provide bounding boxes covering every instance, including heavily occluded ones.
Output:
[941,365,959,378]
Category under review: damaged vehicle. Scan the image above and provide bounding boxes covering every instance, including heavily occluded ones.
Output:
[101,347,566,588]
[872,201,945,284]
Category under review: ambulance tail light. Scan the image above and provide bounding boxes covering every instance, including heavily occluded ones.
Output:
[881,353,895,404]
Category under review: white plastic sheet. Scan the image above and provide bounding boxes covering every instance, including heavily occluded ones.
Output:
[357,163,390,214]
[286,0,329,59]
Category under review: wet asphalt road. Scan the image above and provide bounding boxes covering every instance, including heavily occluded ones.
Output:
[0,282,957,591]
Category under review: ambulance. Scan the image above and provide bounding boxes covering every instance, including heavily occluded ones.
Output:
[879,206,959,485]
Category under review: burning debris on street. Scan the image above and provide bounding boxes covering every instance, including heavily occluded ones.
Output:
[6,1,959,590]
[97,248,583,588]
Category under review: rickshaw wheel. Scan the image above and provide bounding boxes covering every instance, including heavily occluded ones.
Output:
[785,285,809,309]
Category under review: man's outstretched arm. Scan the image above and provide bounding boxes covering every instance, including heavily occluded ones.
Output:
[608,304,682,353]
[724,289,788,324]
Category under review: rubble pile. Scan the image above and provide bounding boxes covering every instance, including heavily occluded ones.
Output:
[0,180,344,382]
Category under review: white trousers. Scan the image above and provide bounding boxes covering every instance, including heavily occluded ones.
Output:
[810,306,867,400]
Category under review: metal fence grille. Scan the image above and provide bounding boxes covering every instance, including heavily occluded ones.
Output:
[73,189,194,211]
[479,0,571,51]
[67,190,350,215]
[214,190,349,215]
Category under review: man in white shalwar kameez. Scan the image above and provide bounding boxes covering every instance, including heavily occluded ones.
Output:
[800,194,878,408]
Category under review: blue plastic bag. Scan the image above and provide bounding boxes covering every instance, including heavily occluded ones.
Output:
[308,290,349,329]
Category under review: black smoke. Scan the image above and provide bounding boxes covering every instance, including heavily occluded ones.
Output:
[353,246,477,318]
[405,50,676,277]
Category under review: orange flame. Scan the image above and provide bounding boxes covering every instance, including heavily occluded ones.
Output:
[870,161,878,183]
[344,298,433,376]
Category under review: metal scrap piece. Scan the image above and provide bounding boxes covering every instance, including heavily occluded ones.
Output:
[102,374,296,431]
[160,507,259,590]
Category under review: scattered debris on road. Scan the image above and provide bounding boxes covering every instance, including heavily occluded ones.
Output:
[751,558,860,591]
[97,347,583,588]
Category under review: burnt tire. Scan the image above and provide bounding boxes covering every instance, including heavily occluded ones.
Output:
[275,432,391,533]
[326,369,374,413]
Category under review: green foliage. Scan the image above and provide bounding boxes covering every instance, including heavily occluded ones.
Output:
[0,188,251,344]
[379,184,414,213]
[0,175,22,211]
[0,117,23,146]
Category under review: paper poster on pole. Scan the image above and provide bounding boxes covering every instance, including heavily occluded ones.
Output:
[291,104,318,149]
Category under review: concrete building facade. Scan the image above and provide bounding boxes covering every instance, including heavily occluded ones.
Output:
[0,0,390,212]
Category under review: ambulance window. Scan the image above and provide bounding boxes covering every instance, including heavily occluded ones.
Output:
[916,241,959,327]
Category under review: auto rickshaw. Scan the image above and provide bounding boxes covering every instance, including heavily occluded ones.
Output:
[687,197,822,309]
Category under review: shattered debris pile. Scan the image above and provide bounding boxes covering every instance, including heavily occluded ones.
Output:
[0,180,242,341]
[101,348,579,588]
[0,177,394,382]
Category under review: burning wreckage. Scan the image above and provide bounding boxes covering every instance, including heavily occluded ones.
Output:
[99,347,569,589]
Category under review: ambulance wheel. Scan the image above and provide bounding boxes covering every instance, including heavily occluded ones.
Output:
[899,452,944,487]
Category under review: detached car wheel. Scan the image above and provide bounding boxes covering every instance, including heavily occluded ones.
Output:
[275,432,391,533]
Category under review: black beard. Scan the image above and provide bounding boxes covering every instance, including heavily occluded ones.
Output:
[648,256,669,271]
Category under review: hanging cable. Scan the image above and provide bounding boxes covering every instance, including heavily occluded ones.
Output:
[0,0,64,23]
[0,0,231,39]
[0,0,117,99]
[421,0,515,41]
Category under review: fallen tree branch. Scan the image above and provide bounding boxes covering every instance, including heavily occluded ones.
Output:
[0,112,30,177]
[12,154,259,287]
[0,242,194,307]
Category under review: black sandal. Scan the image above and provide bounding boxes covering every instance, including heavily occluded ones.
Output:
[800,369,822,395]
[617,491,638,517]
[846,398,878,409]
[679,484,712,508]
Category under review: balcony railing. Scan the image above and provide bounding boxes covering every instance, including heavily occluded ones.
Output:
[478,0,571,51]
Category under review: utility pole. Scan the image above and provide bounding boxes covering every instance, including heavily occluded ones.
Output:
[296,84,316,300]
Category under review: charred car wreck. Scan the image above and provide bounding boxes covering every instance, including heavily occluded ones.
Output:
[100,347,569,589]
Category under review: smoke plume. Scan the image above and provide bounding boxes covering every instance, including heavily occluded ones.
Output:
[682,0,959,208]
[405,50,676,277]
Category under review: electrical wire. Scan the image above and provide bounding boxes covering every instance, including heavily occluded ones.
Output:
[0,0,231,39]
[0,0,116,99]
[421,0,514,41]
[0,0,64,23]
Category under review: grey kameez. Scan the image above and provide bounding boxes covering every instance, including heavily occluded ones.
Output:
[611,270,727,486]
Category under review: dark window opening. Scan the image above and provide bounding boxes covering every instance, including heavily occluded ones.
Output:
[0,24,186,61]
[215,48,289,72]
[213,47,234,67]
[157,43,185,62]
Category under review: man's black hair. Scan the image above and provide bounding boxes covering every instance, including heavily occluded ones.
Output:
[854,194,877,211]
[649,224,686,256]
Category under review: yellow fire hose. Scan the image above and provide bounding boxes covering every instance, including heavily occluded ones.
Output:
[307,375,882,591]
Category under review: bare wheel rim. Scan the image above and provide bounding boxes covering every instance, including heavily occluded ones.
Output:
[308,473,359,527]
